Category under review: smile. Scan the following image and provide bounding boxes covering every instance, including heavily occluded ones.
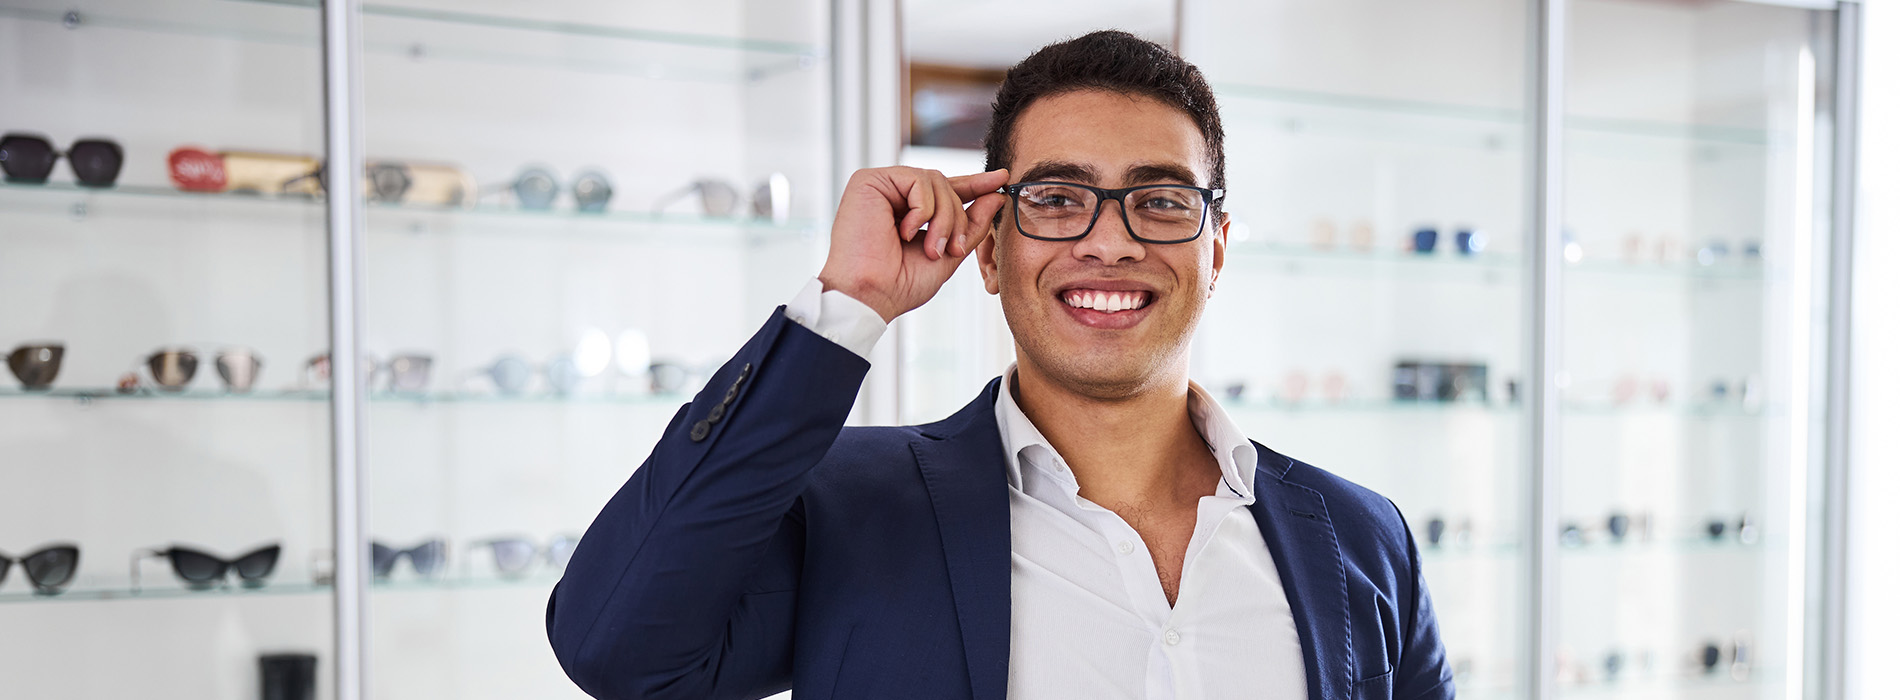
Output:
[1061,289,1152,313]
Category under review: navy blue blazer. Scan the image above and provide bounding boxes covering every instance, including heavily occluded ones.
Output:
[547,309,1454,700]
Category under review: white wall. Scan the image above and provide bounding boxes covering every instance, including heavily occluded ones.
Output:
[1844,1,1898,698]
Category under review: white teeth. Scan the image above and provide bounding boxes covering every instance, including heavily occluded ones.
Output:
[1064,290,1150,312]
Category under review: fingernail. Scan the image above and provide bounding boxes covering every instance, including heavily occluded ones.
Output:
[936,236,949,257]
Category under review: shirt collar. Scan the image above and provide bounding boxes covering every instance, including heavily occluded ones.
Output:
[993,363,1258,502]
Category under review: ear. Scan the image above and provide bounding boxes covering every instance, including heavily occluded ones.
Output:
[977,223,1002,295]
[1209,212,1229,297]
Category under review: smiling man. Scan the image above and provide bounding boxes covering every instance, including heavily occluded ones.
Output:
[548,31,1453,700]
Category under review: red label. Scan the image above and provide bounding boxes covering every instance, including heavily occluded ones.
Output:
[168,147,226,192]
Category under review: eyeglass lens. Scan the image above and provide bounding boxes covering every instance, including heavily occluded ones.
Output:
[1013,183,1210,243]
[0,134,58,182]
[487,540,539,575]
[2,546,80,593]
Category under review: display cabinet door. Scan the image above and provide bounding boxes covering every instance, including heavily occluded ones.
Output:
[1555,1,1836,697]
[348,0,832,698]
[1181,1,1539,698]
[0,0,339,697]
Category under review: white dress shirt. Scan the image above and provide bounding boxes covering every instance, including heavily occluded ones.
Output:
[785,278,1307,700]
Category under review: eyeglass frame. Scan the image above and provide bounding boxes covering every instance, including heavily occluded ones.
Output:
[996,180,1225,245]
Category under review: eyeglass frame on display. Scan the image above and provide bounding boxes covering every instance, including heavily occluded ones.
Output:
[466,535,578,578]
[130,543,281,592]
[115,347,265,393]
[997,180,1224,244]
[370,538,448,580]
[0,132,123,186]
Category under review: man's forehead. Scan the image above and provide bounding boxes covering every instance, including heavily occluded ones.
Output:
[1007,91,1211,186]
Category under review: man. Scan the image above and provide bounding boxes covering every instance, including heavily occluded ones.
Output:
[547,31,1452,700]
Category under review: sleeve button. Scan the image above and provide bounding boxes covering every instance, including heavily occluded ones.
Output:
[689,420,711,441]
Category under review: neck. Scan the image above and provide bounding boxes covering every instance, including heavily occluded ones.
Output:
[1010,356,1218,509]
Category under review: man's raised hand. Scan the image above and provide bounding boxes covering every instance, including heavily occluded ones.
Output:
[817,167,1011,323]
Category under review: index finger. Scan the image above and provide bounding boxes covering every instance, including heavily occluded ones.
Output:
[947,169,1010,203]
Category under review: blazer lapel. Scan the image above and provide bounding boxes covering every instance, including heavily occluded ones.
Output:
[911,378,1012,700]
[1248,443,1353,700]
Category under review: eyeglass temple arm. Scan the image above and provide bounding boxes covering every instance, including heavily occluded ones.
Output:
[128,548,164,594]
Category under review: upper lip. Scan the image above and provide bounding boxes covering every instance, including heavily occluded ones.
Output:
[1055,279,1159,294]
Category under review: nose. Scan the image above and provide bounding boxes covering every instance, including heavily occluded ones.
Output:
[1069,199,1146,265]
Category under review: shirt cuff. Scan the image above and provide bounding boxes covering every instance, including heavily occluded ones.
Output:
[785,277,887,361]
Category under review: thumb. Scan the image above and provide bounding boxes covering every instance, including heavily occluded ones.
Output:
[964,191,1009,235]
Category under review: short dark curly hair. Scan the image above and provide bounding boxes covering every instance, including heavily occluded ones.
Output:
[983,30,1225,198]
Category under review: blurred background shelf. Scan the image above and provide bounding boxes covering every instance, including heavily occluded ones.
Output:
[0,181,820,239]
[0,386,696,406]
[0,0,821,82]
[0,572,564,605]
[1215,81,1776,155]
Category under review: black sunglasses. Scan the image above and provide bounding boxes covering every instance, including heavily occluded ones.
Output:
[131,543,281,592]
[0,544,80,595]
[371,538,447,579]
[0,133,123,186]
[998,180,1224,244]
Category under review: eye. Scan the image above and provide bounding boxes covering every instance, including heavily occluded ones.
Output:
[1134,189,1195,211]
[1021,185,1091,210]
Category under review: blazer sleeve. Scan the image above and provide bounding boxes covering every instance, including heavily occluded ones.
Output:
[1395,505,1456,700]
[546,308,871,700]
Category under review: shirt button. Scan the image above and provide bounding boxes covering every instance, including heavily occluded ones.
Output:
[1164,629,1182,646]
[1117,541,1134,555]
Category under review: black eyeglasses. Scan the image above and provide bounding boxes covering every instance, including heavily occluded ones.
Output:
[371,538,447,579]
[1,544,80,595]
[998,181,1223,244]
[0,133,124,186]
[131,544,281,592]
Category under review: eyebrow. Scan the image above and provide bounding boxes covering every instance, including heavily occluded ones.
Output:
[1016,160,1203,188]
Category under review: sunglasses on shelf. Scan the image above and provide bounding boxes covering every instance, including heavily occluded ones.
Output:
[0,133,123,186]
[131,543,281,592]
[467,535,578,578]
[114,347,265,394]
[0,544,80,595]
[370,538,447,579]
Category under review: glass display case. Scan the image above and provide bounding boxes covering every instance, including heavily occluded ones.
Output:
[1182,1,1536,697]
[0,0,338,697]
[1555,2,1839,698]
[899,1,1851,700]
[2,0,1855,697]
[350,1,832,699]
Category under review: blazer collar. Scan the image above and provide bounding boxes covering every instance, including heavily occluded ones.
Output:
[912,377,1012,700]
[910,382,1356,700]
[1248,443,1353,700]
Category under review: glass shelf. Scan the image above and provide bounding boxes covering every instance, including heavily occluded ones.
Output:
[0,572,564,605]
[0,386,695,406]
[1221,397,1518,415]
[1563,259,1769,282]
[1215,81,1774,149]
[1225,241,1767,285]
[1,0,821,83]
[1561,402,1768,419]
[1417,537,1775,561]
[1556,668,1782,697]
[0,181,820,239]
